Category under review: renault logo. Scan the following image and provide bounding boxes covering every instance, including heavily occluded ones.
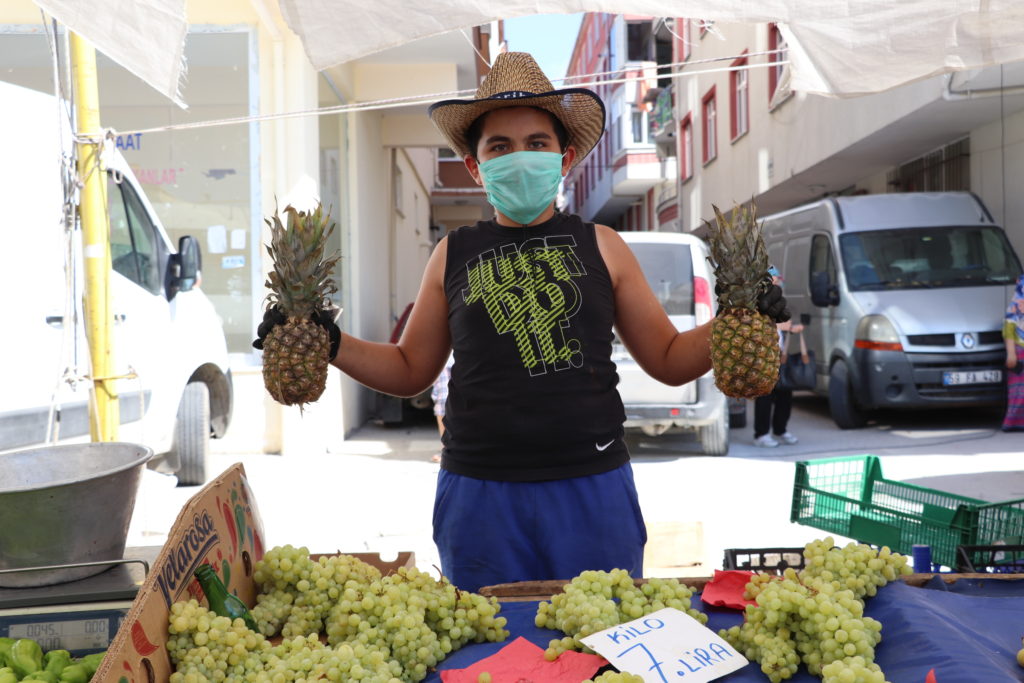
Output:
[961,333,976,349]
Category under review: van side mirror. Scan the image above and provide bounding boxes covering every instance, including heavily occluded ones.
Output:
[810,271,839,307]
[174,236,202,293]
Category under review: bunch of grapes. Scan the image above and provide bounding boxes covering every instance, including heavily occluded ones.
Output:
[585,671,645,683]
[323,564,509,679]
[167,600,272,683]
[534,568,706,660]
[251,545,384,637]
[168,546,509,682]
[720,537,914,683]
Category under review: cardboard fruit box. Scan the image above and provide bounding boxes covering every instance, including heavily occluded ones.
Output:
[94,463,413,683]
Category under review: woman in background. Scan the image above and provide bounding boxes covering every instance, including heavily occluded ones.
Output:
[1002,274,1024,432]
[753,266,805,447]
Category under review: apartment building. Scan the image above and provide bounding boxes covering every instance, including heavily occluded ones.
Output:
[562,13,677,232]
[662,19,1024,255]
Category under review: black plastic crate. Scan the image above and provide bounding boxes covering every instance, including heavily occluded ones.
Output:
[955,544,1024,573]
[723,547,806,573]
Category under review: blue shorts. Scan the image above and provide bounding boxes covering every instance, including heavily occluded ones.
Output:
[432,463,647,593]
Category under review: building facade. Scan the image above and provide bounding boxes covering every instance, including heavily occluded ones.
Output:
[661,19,1024,258]
[1,0,496,453]
[562,13,677,232]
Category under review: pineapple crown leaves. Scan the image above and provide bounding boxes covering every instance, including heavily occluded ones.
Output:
[264,202,342,319]
[704,201,773,309]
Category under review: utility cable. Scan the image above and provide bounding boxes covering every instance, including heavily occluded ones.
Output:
[109,52,788,138]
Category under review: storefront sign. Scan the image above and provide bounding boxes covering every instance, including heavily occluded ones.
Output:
[579,608,747,682]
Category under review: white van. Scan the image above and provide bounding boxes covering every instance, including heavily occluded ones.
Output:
[761,192,1022,428]
[615,231,730,455]
[0,80,233,484]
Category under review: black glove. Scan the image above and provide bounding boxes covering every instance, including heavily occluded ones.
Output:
[253,306,342,360]
[757,283,791,323]
[713,282,791,323]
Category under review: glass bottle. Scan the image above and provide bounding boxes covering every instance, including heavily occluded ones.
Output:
[193,563,258,632]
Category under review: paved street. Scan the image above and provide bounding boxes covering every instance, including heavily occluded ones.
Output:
[128,390,1024,580]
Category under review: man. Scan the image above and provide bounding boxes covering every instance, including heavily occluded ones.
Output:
[256,52,787,591]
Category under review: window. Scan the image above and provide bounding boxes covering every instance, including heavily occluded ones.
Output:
[626,21,653,61]
[810,234,837,286]
[838,226,1021,291]
[631,108,647,144]
[679,18,691,61]
[680,113,693,180]
[887,138,970,192]
[730,52,749,140]
[108,174,163,295]
[702,87,717,164]
[630,243,695,315]
[768,23,791,107]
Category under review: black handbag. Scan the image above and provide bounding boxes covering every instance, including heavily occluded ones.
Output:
[777,331,816,391]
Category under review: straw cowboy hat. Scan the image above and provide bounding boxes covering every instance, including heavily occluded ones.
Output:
[428,51,605,169]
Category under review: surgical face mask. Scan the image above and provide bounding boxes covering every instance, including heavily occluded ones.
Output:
[478,151,565,225]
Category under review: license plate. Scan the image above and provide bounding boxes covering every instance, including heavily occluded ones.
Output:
[942,370,1002,386]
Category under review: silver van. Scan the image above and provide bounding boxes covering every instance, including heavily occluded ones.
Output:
[761,192,1022,428]
[615,231,730,454]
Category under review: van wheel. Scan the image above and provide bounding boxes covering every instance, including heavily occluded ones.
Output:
[173,382,210,486]
[698,411,729,455]
[829,361,867,429]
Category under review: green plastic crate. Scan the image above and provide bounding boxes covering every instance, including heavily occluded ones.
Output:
[790,454,1024,569]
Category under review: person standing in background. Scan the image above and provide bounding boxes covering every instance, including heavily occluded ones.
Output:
[430,353,454,463]
[753,266,804,447]
[1002,274,1024,432]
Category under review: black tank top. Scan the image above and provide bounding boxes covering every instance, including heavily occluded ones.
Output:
[441,212,628,481]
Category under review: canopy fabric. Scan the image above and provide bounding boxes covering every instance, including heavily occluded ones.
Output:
[33,0,1024,106]
[279,0,1024,97]
[36,0,188,108]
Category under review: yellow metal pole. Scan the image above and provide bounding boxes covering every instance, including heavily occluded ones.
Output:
[70,31,118,441]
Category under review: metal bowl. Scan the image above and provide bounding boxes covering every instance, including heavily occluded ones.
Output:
[0,442,153,588]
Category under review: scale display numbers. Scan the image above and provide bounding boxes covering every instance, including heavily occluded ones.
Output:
[9,618,109,652]
[0,605,130,656]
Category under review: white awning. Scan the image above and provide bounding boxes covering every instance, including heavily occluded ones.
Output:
[33,0,1024,106]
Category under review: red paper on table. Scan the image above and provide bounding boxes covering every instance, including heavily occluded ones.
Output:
[701,570,759,609]
[440,637,607,683]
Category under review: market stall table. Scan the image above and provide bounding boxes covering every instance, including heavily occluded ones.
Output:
[426,575,1024,683]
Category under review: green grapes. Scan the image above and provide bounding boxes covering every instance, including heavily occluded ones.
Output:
[585,670,646,682]
[534,568,707,660]
[168,546,509,682]
[719,537,913,683]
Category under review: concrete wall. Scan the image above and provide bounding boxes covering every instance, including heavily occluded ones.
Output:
[972,108,1024,259]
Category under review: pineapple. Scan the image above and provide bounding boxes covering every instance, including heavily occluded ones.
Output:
[261,203,341,407]
[705,203,780,398]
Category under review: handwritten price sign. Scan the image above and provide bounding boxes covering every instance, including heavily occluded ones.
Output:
[579,608,748,683]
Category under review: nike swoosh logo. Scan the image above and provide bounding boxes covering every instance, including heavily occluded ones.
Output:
[596,440,615,451]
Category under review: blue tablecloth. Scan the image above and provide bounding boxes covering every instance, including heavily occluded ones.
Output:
[426,578,1024,682]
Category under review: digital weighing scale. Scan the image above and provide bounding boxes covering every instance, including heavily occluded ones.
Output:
[0,547,160,656]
